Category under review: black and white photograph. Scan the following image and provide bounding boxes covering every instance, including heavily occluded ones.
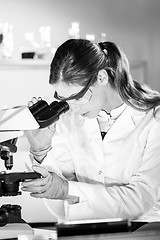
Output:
[0,1,160,239]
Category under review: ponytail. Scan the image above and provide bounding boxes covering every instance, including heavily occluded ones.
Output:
[99,41,160,111]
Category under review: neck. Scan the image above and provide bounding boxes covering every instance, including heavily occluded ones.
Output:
[102,88,124,113]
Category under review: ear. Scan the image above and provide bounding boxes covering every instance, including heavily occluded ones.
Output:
[97,69,108,86]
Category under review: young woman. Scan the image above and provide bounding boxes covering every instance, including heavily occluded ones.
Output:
[22,39,160,222]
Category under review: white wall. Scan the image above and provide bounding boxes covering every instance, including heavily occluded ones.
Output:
[0,65,53,109]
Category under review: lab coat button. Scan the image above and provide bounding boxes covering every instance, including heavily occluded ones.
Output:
[98,170,102,175]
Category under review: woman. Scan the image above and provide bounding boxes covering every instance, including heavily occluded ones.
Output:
[22,39,160,222]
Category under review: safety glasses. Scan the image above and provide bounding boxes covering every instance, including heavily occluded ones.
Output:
[54,74,96,103]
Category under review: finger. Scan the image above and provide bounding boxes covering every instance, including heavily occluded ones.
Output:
[21,175,49,187]
[48,125,56,134]
[22,179,51,193]
[30,193,45,198]
[32,165,49,178]
[25,163,32,172]
[30,191,55,199]
[21,171,51,188]
[22,185,45,193]
[21,180,37,188]
[28,101,33,107]
[31,97,38,104]
[21,180,49,191]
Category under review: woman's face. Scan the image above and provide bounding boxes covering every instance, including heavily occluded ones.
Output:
[53,72,109,119]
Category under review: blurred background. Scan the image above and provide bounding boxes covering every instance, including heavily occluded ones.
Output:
[0,0,160,223]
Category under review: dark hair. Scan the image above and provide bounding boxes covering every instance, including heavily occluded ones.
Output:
[49,39,160,112]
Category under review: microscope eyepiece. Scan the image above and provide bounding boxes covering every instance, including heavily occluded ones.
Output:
[28,100,48,116]
[29,99,69,128]
[50,101,69,114]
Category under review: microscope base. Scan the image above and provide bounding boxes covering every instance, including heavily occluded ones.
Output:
[0,223,33,239]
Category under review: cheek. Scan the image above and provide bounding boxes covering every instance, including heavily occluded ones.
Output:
[69,104,83,113]
[69,102,91,116]
[89,96,102,111]
[69,94,103,116]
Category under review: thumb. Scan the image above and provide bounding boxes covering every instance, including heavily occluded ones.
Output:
[32,165,49,178]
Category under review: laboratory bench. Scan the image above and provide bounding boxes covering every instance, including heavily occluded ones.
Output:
[29,220,160,240]
[1,220,160,240]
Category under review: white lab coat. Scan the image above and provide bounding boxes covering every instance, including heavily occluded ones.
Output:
[41,105,160,221]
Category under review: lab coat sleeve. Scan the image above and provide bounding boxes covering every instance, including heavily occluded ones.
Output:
[40,111,84,181]
[65,119,160,220]
[40,134,76,180]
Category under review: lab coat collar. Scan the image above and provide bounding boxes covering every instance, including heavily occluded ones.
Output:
[110,103,127,119]
[103,105,147,142]
[97,104,127,133]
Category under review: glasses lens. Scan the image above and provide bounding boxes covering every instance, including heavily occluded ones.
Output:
[54,74,96,102]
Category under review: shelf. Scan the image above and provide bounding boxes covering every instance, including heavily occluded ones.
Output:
[0,59,50,70]
[0,59,147,80]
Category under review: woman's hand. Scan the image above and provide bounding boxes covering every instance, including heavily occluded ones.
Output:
[21,165,69,200]
[24,126,55,152]
[25,97,56,162]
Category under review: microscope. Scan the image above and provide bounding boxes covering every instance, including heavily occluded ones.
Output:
[0,99,69,228]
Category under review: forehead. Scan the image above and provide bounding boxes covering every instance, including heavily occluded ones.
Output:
[53,82,84,98]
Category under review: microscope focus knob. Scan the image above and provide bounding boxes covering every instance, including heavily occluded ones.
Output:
[0,208,9,227]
